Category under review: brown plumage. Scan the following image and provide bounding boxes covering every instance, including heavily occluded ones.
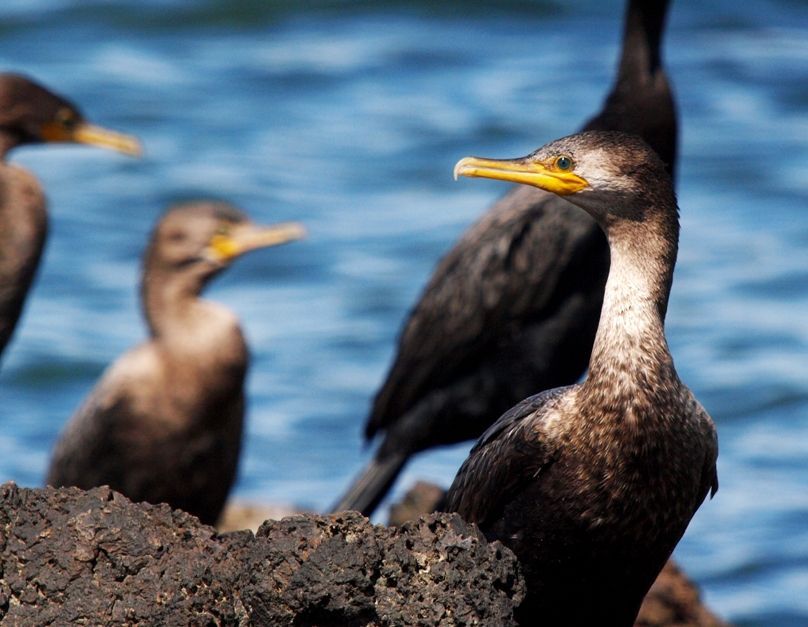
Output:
[0,73,141,364]
[332,0,678,517]
[445,131,718,627]
[47,201,305,525]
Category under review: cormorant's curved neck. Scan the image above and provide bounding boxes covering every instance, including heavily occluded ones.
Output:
[140,261,248,401]
[586,207,679,385]
[583,0,677,181]
[618,0,669,81]
[141,265,209,340]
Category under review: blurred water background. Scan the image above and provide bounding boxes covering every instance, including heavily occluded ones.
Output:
[0,1,806,624]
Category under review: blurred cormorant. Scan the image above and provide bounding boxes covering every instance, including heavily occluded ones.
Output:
[0,73,141,364]
[47,201,305,526]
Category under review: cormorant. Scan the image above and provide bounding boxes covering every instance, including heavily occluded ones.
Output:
[333,0,678,516]
[445,130,718,627]
[0,73,141,364]
[47,201,305,526]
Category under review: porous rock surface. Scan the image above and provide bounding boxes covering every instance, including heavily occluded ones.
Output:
[0,482,524,626]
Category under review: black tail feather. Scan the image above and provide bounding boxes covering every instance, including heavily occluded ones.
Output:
[330,453,409,517]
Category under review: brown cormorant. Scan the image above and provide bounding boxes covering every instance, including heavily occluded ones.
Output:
[46,201,305,526]
[333,0,678,516]
[0,73,141,364]
[445,130,718,627]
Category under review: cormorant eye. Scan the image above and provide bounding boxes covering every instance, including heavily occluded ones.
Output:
[56,108,78,131]
[554,156,573,171]
[166,229,186,243]
[215,224,231,237]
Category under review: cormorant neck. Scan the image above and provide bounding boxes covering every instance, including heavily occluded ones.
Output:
[586,210,678,384]
[584,0,677,181]
[617,0,668,81]
[141,266,209,340]
[140,263,248,396]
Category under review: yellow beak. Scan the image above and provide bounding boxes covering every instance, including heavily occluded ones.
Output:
[453,155,588,196]
[207,221,306,263]
[40,121,143,157]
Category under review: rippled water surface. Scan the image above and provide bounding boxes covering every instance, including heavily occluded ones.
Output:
[1,1,807,624]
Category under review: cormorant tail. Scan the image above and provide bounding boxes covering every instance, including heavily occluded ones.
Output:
[331,453,409,516]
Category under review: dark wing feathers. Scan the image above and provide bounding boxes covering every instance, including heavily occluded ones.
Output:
[368,187,598,438]
[444,386,567,527]
[473,385,570,453]
[700,407,720,500]
[47,379,134,489]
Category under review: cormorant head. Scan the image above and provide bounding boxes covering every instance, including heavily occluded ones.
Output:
[145,201,306,286]
[454,130,676,229]
[0,73,141,156]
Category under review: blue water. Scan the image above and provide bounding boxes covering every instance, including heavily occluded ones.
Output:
[1,1,806,624]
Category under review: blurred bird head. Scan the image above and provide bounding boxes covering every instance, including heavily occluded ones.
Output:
[145,200,306,287]
[0,72,141,156]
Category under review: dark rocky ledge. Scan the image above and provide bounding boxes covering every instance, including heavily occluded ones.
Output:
[0,482,524,626]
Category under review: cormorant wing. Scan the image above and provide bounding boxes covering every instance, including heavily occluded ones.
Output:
[444,385,571,527]
[47,345,161,490]
[693,399,719,500]
[368,187,603,438]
